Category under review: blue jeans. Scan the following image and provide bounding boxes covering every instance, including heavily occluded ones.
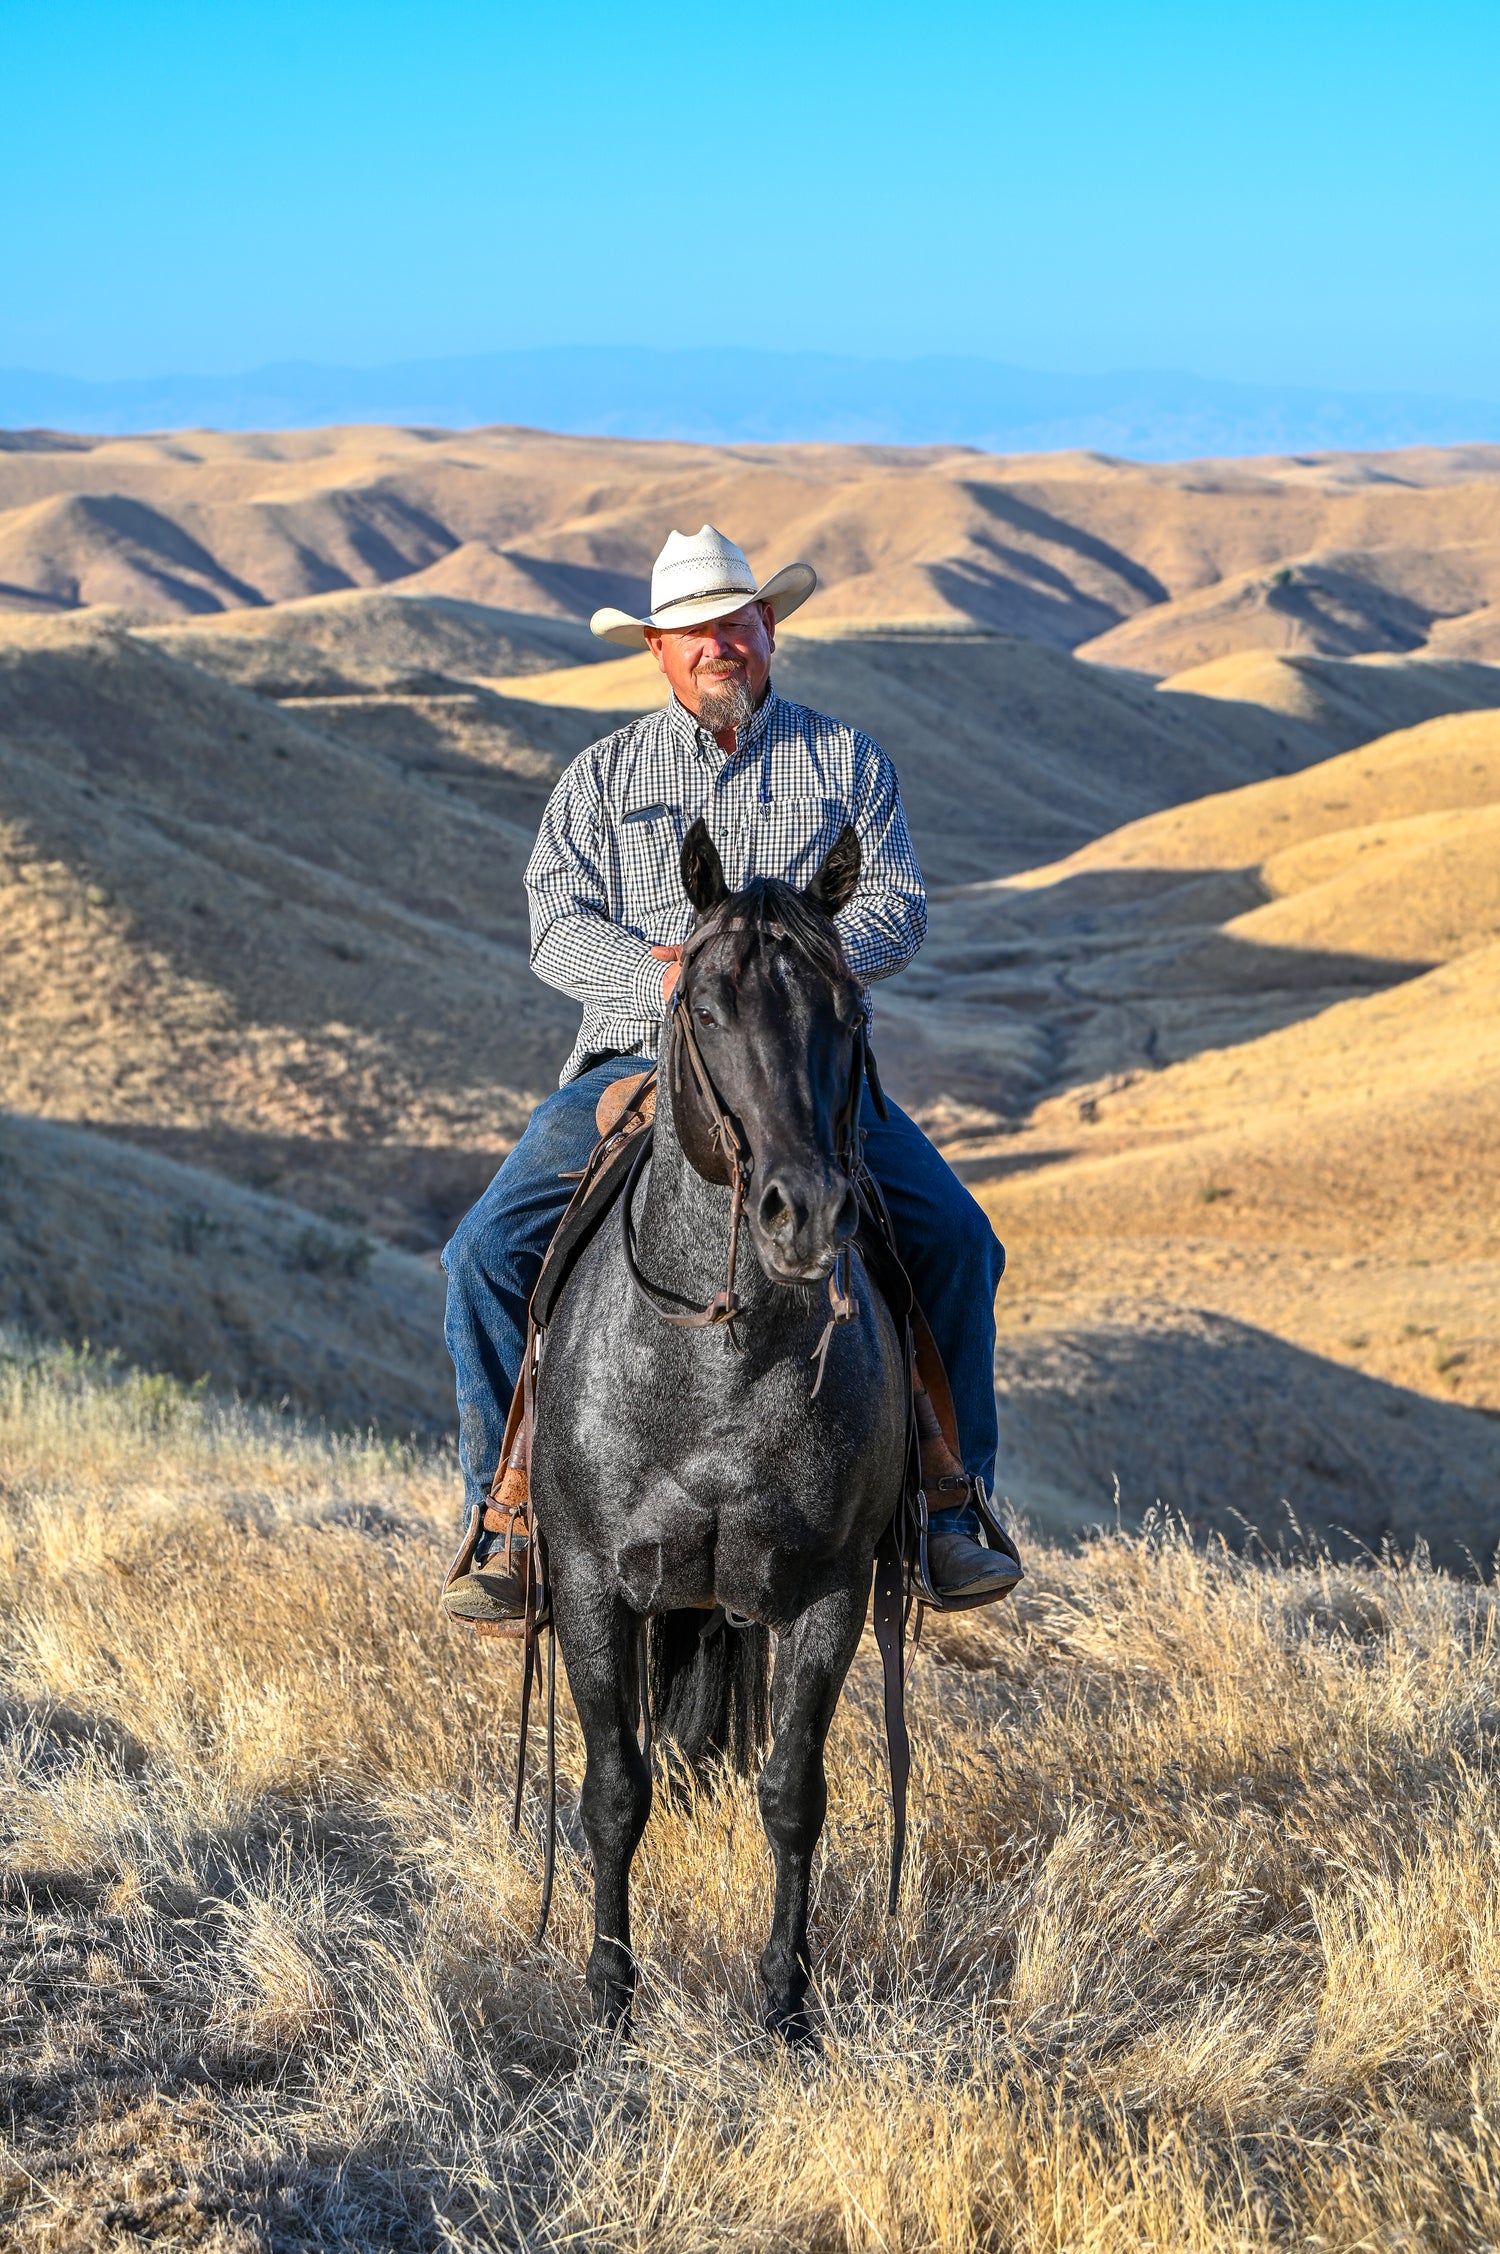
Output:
[442,1055,1005,1530]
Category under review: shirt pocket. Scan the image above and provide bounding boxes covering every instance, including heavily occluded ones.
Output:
[612,803,686,939]
[750,795,850,887]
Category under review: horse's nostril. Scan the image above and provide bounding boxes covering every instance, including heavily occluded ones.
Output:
[834,1187,859,1239]
[758,1182,794,1237]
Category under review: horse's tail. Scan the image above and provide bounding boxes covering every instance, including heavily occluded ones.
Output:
[647,1610,770,1778]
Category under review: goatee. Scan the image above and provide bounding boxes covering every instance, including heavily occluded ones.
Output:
[695,675,756,735]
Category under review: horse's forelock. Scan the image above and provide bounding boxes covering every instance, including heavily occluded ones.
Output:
[691,877,851,990]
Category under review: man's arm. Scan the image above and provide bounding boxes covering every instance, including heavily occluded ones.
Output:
[525,751,670,1021]
[835,733,928,983]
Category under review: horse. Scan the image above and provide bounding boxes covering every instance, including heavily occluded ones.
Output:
[528,816,909,2042]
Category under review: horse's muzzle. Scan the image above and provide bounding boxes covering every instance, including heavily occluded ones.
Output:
[753,1166,858,1284]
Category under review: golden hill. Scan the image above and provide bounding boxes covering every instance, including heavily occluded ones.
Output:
[1033,704,1500,881]
[3,430,1500,1551]
[0,1111,449,1428]
[144,583,611,686]
[0,613,575,1246]
[865,716,1500,1125]
[1076,548,1500,673]
[908,710,1500,1552]
[4,425,1500,665]
[0,606,1355,1255]
[492,627,1349,883]
[1157,648,1500,751]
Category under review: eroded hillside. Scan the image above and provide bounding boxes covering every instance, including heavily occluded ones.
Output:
[932,712,1500,1553]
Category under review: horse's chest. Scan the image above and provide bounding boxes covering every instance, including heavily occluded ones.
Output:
[533,1277,900,1619]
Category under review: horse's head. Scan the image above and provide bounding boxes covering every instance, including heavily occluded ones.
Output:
[672,817,866,1286]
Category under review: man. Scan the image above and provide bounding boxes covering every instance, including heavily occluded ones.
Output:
[442,525,1011,1621]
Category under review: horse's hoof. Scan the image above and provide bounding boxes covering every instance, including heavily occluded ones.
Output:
[582,2012,634,2058]
[586,1975,636,2041]
[765,2003,819,2049]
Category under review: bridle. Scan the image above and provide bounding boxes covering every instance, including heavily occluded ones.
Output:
[619,909,871,1394]
[618,981,750,1336]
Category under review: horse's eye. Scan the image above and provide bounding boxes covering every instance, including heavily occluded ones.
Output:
[694,1007,715,1030]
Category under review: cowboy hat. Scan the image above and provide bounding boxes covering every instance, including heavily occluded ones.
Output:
[589,524,817,647]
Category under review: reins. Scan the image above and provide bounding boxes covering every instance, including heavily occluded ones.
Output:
[619,990,751,1340]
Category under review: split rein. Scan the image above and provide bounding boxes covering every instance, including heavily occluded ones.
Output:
[618,918,866,1398]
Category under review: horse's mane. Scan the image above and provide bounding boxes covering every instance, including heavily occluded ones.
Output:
[696,876,852,987]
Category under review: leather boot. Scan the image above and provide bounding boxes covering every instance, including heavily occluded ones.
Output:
[925,1511,1024,1601]
[441,1459,532,1625]
[915,1373,1023,1604]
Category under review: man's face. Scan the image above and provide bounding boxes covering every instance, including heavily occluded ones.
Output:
[644,600,776,732]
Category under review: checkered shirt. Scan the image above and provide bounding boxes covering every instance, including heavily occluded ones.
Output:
[525,685,928,1083]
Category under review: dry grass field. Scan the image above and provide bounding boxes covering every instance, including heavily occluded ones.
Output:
[6,1337,1500,2252]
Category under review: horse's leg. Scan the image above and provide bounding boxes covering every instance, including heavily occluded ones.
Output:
[757,1579,866,2043]
[550,1566,651,2030]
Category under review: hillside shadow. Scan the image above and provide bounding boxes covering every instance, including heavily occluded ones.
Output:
[85,1122,504,1250]
[890,861,1434,1116]
[999,1306,1500,1571]
[961,484,1172,605]
[490,549,650,620]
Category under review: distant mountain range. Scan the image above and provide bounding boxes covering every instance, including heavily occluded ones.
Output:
[3,349,1498,459]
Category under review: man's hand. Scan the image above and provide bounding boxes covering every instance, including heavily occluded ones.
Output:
[651,943,684,1003]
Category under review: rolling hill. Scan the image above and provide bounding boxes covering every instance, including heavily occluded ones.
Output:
[0,1110,449,1429]
[493,627,1352,883]
[913,710,1500,1555]
[3,425,1500,665]
[1156,649,1500,750]
[2,425,1500,1549]
[0,604,1363,1247]
[0,613,573,1247]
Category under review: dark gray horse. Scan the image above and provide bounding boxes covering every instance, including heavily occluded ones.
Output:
[529,818,907,2041]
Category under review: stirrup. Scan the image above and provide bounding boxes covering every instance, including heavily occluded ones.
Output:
[912,1478,1023,1611]
[441,1484,546,1640]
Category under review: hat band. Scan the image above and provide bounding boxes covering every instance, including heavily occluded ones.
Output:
[653,580,758,617]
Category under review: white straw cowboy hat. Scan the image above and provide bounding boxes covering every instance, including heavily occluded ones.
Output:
[589,525,817,647]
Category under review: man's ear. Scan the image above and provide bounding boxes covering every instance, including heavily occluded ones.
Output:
[680,818,729,915]
[805,823,861,916]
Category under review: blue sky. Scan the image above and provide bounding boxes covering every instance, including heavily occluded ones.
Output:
[4,0,1498,395]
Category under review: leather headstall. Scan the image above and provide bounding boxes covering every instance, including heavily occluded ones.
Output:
[620,970,751,1341]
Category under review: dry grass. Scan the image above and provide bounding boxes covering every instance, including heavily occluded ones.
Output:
[1,1337,1498,2249]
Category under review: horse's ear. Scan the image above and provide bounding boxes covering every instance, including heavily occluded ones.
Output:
[680,818,729,916]
[806,823,861,917]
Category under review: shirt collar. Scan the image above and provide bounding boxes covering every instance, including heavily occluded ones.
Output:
[667,682,780,766]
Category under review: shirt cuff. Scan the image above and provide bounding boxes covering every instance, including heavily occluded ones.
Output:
[629,945,670,1023]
